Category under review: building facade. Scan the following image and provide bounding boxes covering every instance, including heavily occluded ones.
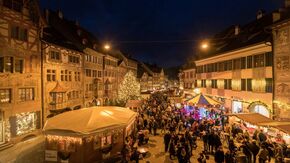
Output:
[180,62,196,95]
[0,0,42,145]
[272,8,290,120]
[137,62,165,92]
[195,12,277,118]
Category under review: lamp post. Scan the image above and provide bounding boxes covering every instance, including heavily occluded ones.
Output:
[103,43,111,105]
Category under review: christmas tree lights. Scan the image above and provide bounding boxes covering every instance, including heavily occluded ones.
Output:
[117,71,140,102]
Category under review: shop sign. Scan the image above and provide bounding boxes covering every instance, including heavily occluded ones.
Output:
[45,150,57,161]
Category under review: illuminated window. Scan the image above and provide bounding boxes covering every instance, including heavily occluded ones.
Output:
[18,88,34,101]
[0,89,11,103]
[254,54,265,68]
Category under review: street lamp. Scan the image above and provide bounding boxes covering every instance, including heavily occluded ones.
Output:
[200,42,209,50]
[104,44,111,50]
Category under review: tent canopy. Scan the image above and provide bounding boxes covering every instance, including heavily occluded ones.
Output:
[43,106,137,136]
[186,94,222,106]
[228,113,275,125]
[258,121,290,135]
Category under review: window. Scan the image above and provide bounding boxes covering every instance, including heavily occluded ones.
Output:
[247,79,252,91]
[85,69,91,77]
[47,69,56,81]
[241,79,246,91]
[49,51,61,61]
[61,70,68,81]
[211,79,217,88]
[11,25,27,41]
[254,54,264,68]
[15,58,23,73]
[241,57,246,69]
[265,52,273,66]
[0,89,11,103]
[98,71,102,78]
[68,55,80,64]
[265,78,273,93]
[75,72,81,81]
[224,79,232,90]
[0,57,13,73]
[233,58,241,70]
[68,71,72,81]
[3,0,23,12]
[19,88,34,101]
[247,56,253,68]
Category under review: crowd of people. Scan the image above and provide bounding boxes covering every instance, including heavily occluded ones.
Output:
[121,92,290,163]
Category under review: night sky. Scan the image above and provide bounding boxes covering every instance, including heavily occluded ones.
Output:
[40,0,284,67]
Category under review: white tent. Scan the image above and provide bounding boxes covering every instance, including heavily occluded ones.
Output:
[43,106,137,136]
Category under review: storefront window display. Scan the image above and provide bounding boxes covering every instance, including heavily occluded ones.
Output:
[232,101,243,113]
[16,112,37,136]
[253,105,270,117]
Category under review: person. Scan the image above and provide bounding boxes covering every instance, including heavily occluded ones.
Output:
[248,140,260,163]
[177,148,189,163]
[257,145,269,163]
[224,150,234,163]
[130,148,140,163]
[197,151,207,163]
[153,119,158,136]
[169,139,176,160]
[214,146,225,163]
[164,131,171,152]
[274,144,284,163]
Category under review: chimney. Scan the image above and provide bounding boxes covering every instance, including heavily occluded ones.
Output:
[272,12,281,22]
[57,10,63,19]
[286,0,290,8]
[256,10,265,19]
[235,25,240,35]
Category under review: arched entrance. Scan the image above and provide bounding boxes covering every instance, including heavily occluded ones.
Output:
[248,101,270,117]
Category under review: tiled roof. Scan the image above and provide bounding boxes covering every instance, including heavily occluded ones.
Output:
[198,12,274,60]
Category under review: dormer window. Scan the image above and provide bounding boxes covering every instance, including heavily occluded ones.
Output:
[82,38,87,45]
[3,0,23,12]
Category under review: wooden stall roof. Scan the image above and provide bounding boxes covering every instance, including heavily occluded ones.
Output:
[227,113,275,125]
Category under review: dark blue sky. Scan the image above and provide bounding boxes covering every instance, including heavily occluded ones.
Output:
[40,0,284,67]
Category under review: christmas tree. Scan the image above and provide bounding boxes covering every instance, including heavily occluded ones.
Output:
[118,71,140,102]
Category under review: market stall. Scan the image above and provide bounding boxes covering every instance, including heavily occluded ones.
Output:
[258,121,290,144]
[227,113,275,136]
[184,94,223,119]
[43,106,137,163]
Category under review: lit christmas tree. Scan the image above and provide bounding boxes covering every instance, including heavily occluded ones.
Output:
[118,71,140,102]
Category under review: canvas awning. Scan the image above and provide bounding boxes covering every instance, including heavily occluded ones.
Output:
[43,106,137,136]
[186,94,222,106]
[257,121,290,135]
[227,113,275,125]
[126,100,143,108]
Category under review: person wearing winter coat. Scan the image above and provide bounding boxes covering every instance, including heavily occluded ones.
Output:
[164,131,171,152]
[214,146,225,163]
[257,145,269,163]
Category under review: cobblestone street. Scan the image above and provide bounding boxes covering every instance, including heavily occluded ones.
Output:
[139,131,215,163]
